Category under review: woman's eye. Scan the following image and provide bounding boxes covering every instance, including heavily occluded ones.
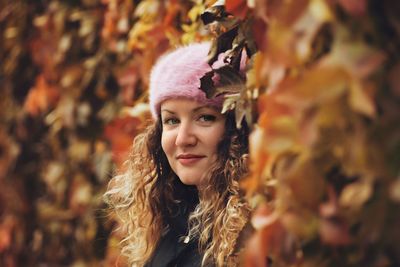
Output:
[163,118,179,125]
[199,114,216,122]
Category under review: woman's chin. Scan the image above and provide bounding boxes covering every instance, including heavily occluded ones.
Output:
[176,172,205,187]
[178,177,200,187]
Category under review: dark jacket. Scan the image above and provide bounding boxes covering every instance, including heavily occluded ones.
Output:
[144,183,202,267]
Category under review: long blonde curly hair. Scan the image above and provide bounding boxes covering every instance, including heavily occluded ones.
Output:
[104,112,251,266]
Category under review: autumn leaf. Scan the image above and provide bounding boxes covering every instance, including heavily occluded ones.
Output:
[208,25,239,64]
[339,178,373,209]
[319,218,352,246]
[104,116,144,168]
[252,17,268,51]
[24,75,60,116]
[338,0,367,17]
[200,65,246,98]
[389,178,400,203]
[68,174,93,215]
[200,4,228,25]
[245,203,283,267]
[2,0,400,266]
[116,65,139,105]
[163,1,181,28]
[388,63,400,98]
[0,130,20,180]
[0,215,16,253]
[257,0,310,27]
[348,80,376,117]
[321,26,386,80]
[225,0,249,20]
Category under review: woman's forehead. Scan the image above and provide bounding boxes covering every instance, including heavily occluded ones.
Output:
[160,98,220,114]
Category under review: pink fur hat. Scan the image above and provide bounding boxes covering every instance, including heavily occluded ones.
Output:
[149,42,225,119]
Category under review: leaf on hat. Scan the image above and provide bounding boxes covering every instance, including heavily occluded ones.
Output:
[201,4,242,65]
[208,25,239,64]
[200,66,243,100]
[200,65,256,128]
[213,65,246,97]
[200,4,228,25]
[200,4,259,129]
[199,71,216,99]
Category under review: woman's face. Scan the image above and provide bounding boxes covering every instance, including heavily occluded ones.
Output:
[160,99,226,187]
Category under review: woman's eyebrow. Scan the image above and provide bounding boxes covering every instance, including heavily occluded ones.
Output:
[193,105,217,112]
[160,109,176,114]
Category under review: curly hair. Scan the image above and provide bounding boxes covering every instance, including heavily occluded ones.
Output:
[104,112,251,266]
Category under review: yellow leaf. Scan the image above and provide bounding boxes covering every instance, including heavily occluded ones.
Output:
[349,80,376,117]
[188,4,205,22]
[339,179,373,209]
[281,210,318,239]
[310,0,334,21]
[68,139,91,162]
[389,179,400,203]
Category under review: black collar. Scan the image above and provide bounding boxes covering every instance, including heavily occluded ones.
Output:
[165,180,199,236]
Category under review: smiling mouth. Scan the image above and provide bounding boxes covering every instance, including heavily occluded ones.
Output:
[176,154,205,165]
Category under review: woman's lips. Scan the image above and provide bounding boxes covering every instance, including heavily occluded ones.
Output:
[176,154,205,165]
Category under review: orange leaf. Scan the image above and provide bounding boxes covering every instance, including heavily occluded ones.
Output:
[163,1,181,27]
[0,215,16,252]
[245,204,274,267]
[273,66,348,110]
[116,65,139,105]
[254,0,309,27]
[245,204,286,267]
[104,116,144,168]
[24,75,60,116]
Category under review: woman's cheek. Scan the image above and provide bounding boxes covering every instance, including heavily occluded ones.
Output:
[161,131,176,155]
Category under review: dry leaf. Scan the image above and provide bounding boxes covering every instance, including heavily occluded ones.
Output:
[226,0,249,20]
[338,0,367,17]
[339,179,373,209]
[24,75,60,116]
[319,218,352,246]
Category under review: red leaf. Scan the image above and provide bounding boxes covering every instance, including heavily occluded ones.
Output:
[338,0,367,17]
[226,0,250,20]
[244,204,285,267]
[319,218,352,246]
[252,17,268,51]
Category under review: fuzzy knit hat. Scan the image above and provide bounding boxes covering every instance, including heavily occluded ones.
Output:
[149,42,226,119]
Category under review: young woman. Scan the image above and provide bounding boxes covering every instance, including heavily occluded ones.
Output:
[105,42,251,267]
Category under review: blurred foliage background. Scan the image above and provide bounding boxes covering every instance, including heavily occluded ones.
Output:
[0,0,210,265]
[1,0,400,266]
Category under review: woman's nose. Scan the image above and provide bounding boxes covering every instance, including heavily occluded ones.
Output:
[175,122,197,147]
